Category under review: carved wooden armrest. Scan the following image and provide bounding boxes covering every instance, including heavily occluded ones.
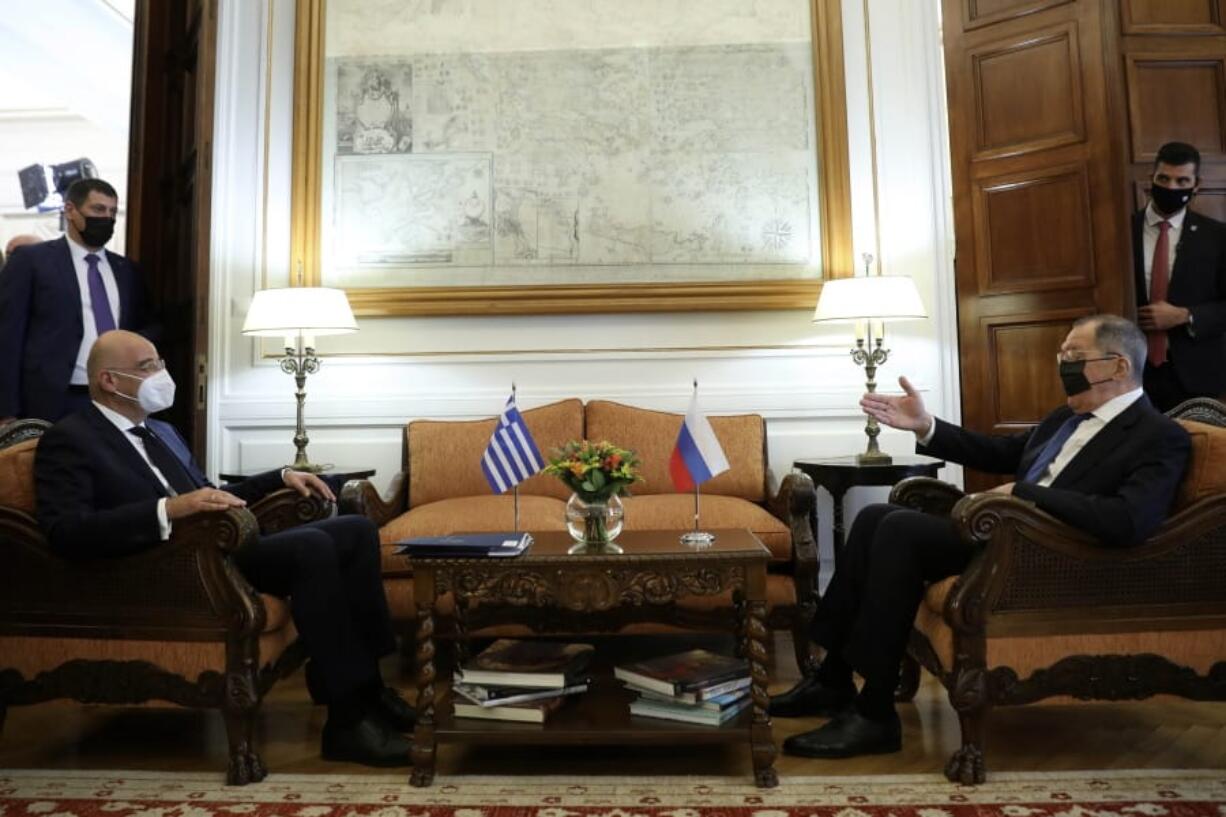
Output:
[339,471,407,527]
[945,493,1226,630]
[890,476,965,516]
[767,471,818,570]
[249,488,332,535]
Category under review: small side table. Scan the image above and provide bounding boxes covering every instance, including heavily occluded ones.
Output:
[792,455,944,566]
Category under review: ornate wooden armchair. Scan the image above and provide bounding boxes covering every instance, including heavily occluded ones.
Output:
[890,398,1226,784]
[0,419,331,784]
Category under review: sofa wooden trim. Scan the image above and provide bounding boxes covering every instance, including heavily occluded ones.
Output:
[0,419,329,785]
[889,397,1226,785]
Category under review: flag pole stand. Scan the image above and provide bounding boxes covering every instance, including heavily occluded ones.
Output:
[679,482,716,548]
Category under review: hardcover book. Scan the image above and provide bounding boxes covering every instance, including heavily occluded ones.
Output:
[454,681,589,708]
[457,639,595,689]
[635,685,750,712]
[393,532,532,558]
[453,694,568,723]
[629,695,751,727]
[614,649,748,697]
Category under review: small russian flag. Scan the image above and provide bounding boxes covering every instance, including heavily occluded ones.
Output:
[669,392,731,491]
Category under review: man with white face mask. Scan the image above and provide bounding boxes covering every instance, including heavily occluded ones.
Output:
[33,330,415,768]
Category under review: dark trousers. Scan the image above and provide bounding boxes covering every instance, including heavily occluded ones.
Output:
[1143,362,1195,413]
[233,514,396,703]
[813,503,977,688]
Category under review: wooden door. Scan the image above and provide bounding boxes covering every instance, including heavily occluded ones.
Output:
[127,0,217,456]
[1120,0,1226,221]
[941,0,1133,490]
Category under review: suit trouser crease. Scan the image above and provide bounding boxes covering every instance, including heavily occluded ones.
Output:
[813,504,976,688]
[233,515,396,702]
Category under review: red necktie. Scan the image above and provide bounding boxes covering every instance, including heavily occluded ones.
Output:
[1147,220,1171,367]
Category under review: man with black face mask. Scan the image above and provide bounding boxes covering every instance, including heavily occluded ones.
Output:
[772,315,1189,761]
[0,178,156,424]
[1132,141,1226,411]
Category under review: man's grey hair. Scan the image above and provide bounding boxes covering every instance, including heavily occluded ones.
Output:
[1073,314,1146,384]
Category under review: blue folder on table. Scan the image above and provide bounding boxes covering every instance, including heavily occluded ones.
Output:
[394,532,533,558]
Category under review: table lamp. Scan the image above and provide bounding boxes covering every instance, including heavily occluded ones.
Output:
[241,287,358,472]
[812,255,927,464]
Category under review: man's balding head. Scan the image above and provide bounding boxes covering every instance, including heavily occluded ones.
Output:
[88,330,160,399]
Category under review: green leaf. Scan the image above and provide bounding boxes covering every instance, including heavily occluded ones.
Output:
[589,470,606,488]
[581,480,596,492]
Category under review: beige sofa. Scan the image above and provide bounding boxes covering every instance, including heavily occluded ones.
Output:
[340,398,819,668]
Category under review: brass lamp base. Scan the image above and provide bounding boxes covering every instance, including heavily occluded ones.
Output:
[285,461,334,474]
[856,449,893,466]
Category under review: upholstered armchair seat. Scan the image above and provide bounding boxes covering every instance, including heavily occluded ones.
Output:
[890,398,1226,785]
[0,420,331,785]
[341,398,819,668]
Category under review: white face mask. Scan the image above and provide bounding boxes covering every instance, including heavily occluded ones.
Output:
[110,369,176,414]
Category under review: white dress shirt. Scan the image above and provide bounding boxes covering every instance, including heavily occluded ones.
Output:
[69,237,121,385]
[1141,202,1186,298]
[917,386,1146,486]
[93,401,173,540]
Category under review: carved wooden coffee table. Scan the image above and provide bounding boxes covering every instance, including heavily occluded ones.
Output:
[405,528,777,788]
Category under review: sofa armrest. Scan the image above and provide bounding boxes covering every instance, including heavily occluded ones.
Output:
[0,505,267,640]
[339,470,407,527]
[942,492,1226,636]
[249,488,332,535]
[767,471,818,570]
[890,476,965,516]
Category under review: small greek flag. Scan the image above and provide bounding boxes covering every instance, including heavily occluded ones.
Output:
[481,394,544,493]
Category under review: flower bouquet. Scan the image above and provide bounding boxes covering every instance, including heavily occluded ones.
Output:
[544,440,642,553]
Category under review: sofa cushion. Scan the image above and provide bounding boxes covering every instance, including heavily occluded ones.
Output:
[1173,419,1226,512]
[620,495,791,561]
[378,495,568,574]
[408,398,583,507]
[584,400,766,502]
[0,438,38,516]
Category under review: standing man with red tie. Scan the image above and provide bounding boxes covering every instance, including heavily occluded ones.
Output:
[0,178,156,424]
[1133,141,1226,411]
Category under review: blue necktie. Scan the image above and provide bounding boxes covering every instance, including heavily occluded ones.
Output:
[86,253,116,333]
[1022,413,1092,484]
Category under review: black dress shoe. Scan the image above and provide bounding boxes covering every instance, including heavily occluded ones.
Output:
[782,709,902,758]
[768,676,855,718]
[371,686,416,731]
[321,714,411,767]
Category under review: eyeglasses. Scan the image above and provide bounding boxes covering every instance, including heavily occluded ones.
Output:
[1055,351,1121,365]
[111,358,167,374]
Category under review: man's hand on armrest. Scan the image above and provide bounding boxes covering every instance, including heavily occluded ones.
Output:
[166,487,247,521]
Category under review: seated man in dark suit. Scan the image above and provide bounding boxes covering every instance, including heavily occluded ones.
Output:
[33,330,413,767]
[772,314,1191,759]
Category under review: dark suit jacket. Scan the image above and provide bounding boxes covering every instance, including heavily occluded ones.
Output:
[0,237,155,421]
[917,394,1190,546]
[34,404,284,559]
[1132,209,1226,395]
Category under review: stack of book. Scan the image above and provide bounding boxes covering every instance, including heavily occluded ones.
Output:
[453,639,593,723]
[615,648,752,726]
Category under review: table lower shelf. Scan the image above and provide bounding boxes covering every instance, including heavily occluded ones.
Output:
[427,675,757,745]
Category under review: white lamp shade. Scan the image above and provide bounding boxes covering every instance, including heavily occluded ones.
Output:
[812,275,927,323]
[242,287,358,337]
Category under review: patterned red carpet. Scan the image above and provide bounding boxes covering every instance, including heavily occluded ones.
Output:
[1,769,1223,817]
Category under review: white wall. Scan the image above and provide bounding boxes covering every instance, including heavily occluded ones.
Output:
[208,0,959,563]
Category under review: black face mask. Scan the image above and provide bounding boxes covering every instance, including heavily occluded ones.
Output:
[78,216,115,248]
[1150,183,1194,216]
[1058,357,1117,397]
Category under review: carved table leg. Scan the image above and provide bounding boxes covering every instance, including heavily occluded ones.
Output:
[945,667,988,785]
[410,597,437,787]
[745,597,778,788]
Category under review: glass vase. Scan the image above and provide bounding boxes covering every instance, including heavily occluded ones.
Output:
[565,492,624,554]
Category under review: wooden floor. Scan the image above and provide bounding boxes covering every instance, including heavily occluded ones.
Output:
[1,632,1223,779]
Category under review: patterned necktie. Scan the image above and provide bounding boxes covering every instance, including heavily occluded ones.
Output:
[86,253,116,334]
[1147,220,1171,366]
[1022,413,1092,484]
[127,425,198,495]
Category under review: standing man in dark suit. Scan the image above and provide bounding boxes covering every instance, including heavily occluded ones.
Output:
[771,315,1190,759]
[34,330,415,767]
[0,179,156,424]
[1132,141,1226,411]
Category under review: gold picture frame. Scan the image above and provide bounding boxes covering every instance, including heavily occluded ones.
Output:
[291,0,853,317]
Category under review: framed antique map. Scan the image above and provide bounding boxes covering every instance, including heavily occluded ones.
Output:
[291,0,853,316]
